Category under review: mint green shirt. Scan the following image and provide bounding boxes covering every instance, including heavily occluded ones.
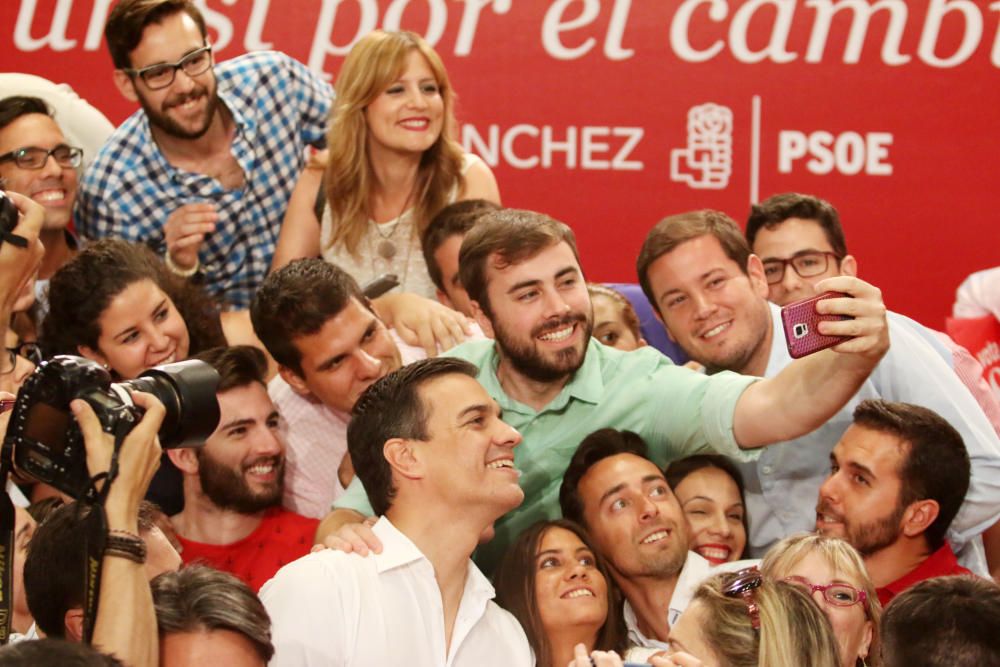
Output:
[334,339,758,572]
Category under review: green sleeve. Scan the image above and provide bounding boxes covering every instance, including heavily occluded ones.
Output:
[332,475,375,516]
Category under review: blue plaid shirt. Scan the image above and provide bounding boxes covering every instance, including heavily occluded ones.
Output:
[77,51,332,308]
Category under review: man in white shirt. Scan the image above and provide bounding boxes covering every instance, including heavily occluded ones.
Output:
[260,357,533,666]
[559,428,756,652]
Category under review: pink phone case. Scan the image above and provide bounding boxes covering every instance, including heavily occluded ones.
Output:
[780,291,852,359]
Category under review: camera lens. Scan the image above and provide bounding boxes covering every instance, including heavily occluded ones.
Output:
[122,359,221,448]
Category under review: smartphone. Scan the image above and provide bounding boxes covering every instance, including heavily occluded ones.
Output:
[780,291,852,359]
[362,273,400,299]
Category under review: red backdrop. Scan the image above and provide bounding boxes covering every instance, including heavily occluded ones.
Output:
[3,0,998,328]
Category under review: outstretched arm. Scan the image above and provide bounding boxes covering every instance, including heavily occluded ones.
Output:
[733,276,889,448]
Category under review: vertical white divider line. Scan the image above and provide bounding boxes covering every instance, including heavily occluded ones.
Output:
[751,95,761,204]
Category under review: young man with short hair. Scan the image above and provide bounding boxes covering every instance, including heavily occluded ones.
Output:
[261,358,532,665]
[79,0,332,307]
[559,429,754,650]
[817,399,972,605]
[167,346,318,590]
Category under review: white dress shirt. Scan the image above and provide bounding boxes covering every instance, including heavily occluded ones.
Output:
[260,517,533,667]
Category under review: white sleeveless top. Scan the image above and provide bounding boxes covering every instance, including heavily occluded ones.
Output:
[320,153,483,298]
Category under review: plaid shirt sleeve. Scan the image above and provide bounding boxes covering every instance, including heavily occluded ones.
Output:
[76,51,333,309]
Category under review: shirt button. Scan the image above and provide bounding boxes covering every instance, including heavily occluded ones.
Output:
[761,465,774,475]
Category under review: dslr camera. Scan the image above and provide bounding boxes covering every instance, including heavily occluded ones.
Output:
[3,355,220,498]
[0,190,18,235]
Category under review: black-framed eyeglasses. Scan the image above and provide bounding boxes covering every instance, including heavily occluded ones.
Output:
[761,251,842,285]
[782,576,868,608]
[10,342,43,366]
[723,566,763,631]
[0,145,83,170]
[123,45,213,90]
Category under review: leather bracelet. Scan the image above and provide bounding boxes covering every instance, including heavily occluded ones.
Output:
[165,251,199,277]
[105,533,147,564]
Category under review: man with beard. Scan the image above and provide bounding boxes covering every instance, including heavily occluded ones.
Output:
[816,399,972,606]
[321,207,891,573]
[77,0,331,308]
[559,429,756,652]
[637,210,1000,574]
[167,346,318,591]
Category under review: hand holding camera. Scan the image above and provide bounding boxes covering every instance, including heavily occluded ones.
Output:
[0,191,45,317]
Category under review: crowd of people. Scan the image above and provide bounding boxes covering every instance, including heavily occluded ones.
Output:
[1,1,999,665]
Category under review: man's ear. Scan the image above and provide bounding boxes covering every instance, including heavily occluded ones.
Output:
[746,255,770,298]
[901,499,940,539]
[383,438,422,481]
[278,365,312,399]
[64,607,85,642]
[112,69,139,103]
[167,447,199,475]
[77,345,108,369]
[839,254,858,277]
[470,300,495,339]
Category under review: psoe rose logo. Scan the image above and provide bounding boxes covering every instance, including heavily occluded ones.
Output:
[670,103,733,190]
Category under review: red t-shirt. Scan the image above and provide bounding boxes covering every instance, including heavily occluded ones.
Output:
[177,508,319,591]
[876,542,972,607]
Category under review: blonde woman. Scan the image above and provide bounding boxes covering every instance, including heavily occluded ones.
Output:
[664,568,842,667]
[762,534,882,667]
[273,30,499,300]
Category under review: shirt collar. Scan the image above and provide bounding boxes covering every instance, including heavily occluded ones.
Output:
[478,338,604,415]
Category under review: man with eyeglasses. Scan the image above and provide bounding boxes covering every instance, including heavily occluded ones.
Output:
[0,96,81,287]
[77,0,332,309]
[637,209,1000,578]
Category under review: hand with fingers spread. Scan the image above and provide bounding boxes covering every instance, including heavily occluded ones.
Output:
[813,276,890,365]
[373,292,473,357]
[164,202,217,272]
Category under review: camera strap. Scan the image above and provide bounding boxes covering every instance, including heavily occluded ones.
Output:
[0,455,14,645]
[77,435,123,646]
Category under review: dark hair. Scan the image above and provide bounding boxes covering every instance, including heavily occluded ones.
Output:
[347,357,478,515]
[458,208,580,317]
[104,0,208,69]
[559,429,650,529]
[882,576,1000,667]
[151,564,274,662]
[40,238,225,366]
[852,399,970,551]
[745,193,848,258]
[251,258,367,375]
[27,495,66,524]
[23,502,90,637]
[0,638,124,666]
[0,95,51,132]
[421,199,501,292]
[137,499,162,534]
[193,345,268,393]
[664,454,749,560]
[494,519,628,666]
[636,210,751,314]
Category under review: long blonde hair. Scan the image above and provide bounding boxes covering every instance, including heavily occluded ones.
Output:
[692,572,842,667]
[761,533,882,667]
[324,30,465,255]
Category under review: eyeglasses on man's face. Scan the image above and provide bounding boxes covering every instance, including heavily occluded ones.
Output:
[0,145,83,170]
[761,251,842,285]
[782,575,868,608]
[124,45,214,90]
